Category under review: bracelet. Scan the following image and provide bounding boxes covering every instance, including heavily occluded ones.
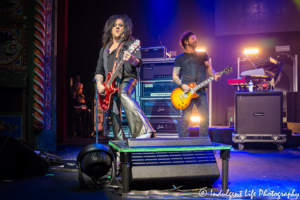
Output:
[179,83,183,88]
[131,58,139,66]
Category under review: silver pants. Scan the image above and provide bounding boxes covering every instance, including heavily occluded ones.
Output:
[110,78,155,140]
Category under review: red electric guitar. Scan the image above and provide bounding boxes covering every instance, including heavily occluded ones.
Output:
[98,40,140,111]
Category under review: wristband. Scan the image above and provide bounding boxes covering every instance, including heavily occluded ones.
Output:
[179,83,183,88]
[131,58,139,66]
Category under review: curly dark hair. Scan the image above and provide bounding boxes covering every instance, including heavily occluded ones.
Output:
[179,30,194,49]
[102,15,133,47]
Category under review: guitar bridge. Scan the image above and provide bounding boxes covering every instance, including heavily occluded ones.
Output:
[179,95,183,101]
[181,93,188,99]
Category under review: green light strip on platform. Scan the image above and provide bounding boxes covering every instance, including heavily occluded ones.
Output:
[109,141,231,153]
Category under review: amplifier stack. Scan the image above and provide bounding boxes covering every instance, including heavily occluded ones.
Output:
[105,56,180,138]
[137,58,180,136]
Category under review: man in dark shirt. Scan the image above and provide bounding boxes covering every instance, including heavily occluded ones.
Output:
[173,30,220,137]
[94,15,155,140]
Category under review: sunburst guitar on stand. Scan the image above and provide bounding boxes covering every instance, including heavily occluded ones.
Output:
[98,40,140,111]
[171,66,233,110]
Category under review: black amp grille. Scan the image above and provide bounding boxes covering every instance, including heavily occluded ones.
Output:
[131,150,215,166]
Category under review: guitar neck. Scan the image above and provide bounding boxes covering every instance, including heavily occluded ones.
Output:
[106,39,140,85]
[193,71,225,91]
[107,53,127,85]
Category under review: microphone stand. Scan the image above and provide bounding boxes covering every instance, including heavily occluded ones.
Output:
[94,78,98,143]
[239,52,257,69]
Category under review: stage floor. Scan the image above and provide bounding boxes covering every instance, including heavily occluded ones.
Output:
[1,136,300,200]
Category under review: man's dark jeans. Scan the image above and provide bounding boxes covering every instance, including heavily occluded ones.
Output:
[178,91,209,137]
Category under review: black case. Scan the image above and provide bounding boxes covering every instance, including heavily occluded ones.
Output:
[233,91,286,150]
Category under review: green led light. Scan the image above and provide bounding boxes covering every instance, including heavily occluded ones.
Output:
[45,174,54,176]
[109,141,231,153]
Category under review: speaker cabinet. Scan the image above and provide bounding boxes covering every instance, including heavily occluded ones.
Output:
[287,92,300,123]
[126,138,220,189]
[0,136,50,180]
[141,99,180,116]
[235,91,283,135]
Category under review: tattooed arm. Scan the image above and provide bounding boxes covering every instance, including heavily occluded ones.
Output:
[95,74,103,83]
[173,66,190,93]
[173,67,182,87]
[95,74,105,94]
[205,60,220,81]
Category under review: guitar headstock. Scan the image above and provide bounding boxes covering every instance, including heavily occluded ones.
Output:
[222,66,233,75]
[128,39,141,54]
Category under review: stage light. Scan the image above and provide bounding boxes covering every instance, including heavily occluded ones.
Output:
[77,143,114,189]
[196,49,205,52]
[244,48,259,54]
[191,116,200,122]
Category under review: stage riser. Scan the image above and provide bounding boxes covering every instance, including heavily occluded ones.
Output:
[209,129,233,145]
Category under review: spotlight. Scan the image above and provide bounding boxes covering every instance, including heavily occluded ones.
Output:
[191,116,201,122]
[196,49,205,52]
[244,48,259,54]
[190,116,201,128]
[77,143,114,189]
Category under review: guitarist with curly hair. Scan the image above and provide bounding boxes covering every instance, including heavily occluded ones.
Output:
[94,15,155,140]
[173,30,221,138]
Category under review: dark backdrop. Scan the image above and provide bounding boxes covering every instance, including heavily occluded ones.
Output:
[67,0,300,126]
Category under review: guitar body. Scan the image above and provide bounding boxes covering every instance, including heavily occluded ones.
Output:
[171,66,233,110]
[170,82,199,110]
[98,72,119,111]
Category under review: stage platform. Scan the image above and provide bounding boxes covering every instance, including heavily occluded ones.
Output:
[1,136,300,200]
[104,125,299,151]
[106,126,234,140]
[109,138,231,193]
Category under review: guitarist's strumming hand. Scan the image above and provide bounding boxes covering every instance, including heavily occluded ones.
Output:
[95,74,105,94]
[97,84,105,94]
[182,84,190,93]
[123,51,139,66]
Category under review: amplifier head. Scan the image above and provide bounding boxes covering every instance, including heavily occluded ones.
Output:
[142,82,178,98]
[141,46,166,59]
[141,63,174,81]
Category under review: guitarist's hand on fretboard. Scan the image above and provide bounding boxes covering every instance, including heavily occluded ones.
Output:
[123,51,139,66]
[214,73,221,81]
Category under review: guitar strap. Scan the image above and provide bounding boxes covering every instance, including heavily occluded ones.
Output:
[112,42,125,73]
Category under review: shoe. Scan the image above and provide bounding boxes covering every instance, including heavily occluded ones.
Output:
[151,132,157,138]
[136,132,152,139]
